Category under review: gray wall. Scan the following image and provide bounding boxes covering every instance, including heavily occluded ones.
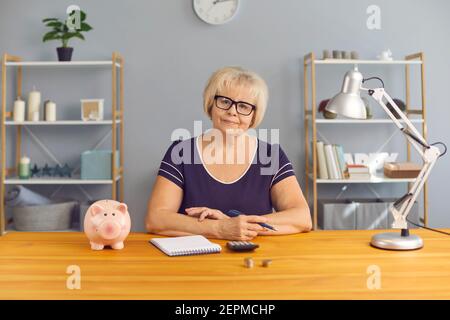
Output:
[1,0,449,230]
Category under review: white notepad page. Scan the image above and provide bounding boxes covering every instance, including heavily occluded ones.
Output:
[150,235,222,256]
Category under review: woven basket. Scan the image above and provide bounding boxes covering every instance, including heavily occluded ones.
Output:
[12,200,77,231]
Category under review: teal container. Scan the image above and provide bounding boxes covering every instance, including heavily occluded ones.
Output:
[81,150,120,180]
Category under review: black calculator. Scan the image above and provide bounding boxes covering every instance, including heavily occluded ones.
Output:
[226,241,259,252]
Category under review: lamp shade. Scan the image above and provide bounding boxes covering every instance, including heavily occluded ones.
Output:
[325,68,367,119]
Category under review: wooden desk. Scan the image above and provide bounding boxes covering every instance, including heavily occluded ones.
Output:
[0,229,449,299]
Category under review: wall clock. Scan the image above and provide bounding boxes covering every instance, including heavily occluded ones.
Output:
[193,0,239,25]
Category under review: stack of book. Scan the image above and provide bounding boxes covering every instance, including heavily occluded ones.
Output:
[315,141,348,180]
[347,164,371,180]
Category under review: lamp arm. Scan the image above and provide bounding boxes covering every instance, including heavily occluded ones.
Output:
[362,87,441,229]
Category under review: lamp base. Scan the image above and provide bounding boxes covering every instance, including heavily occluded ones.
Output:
[370,231,423,251]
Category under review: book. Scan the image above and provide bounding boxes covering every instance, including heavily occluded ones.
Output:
[150,235,222,257]
[348,173,371,180]
[327,144,340,179]
[347,164,370,174]
[332,145,343,179]
[335,145,348,178]
[324,144,337,179]
[316,141,329,179]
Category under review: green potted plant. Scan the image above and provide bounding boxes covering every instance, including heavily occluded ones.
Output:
[42,10,93,61]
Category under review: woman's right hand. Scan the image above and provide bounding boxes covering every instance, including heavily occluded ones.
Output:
[216,215,268,240]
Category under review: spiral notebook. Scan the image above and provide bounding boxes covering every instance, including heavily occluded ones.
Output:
[150,235,222,256]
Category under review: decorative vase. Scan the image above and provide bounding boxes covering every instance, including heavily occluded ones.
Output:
[56,47,73,61]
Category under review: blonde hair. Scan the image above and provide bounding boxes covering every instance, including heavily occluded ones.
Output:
[203,66,268,128]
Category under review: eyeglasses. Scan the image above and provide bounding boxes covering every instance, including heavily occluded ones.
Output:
[214,95,256,116]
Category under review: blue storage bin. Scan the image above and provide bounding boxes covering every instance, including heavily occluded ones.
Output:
[81,150,119,179]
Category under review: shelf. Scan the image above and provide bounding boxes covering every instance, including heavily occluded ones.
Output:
[4,175,121,185]
[5,229,80,233]
[5,61,121,68]
[308,173,416,184]
[313,118,424,124]
[4,120,121,126]
[307,59,422,66]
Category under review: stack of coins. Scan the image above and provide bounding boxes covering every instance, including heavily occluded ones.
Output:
[244,257,254,268]
[262,259,272,267]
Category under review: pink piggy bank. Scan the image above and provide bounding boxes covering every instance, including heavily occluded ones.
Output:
[84,200,131,250]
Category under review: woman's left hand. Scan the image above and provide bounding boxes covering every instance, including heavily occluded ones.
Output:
[185,207,230,221]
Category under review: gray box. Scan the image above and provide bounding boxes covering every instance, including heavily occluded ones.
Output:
[318,198,420,230]
[318,200,356,230]
[355,200,389,230]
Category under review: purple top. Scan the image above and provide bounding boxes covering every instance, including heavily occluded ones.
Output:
[157,135,295,215]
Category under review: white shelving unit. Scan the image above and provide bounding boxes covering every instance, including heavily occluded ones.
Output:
[303,52,428,230]
[5,61,121,67]
[308,173,416,184]
[313,119,424,124]
[4,120,121,125]
[306,59,422,65]
[1,53,125,235]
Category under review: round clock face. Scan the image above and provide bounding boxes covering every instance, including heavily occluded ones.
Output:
[193,0,239,25]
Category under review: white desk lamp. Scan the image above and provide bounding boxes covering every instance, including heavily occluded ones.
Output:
[325,67,444,250]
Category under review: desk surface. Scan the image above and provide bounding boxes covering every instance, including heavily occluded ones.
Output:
[0,229,449,299]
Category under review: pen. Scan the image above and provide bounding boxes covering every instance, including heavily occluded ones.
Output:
[226,209,277,231]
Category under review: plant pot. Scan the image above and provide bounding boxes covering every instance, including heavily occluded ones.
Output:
[57,47,73,61]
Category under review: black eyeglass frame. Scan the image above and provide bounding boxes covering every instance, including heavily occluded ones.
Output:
[213,95,257,116]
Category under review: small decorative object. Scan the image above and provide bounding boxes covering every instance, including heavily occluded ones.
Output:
[53,164,63,177]
[340,51,347,59]
[262,259,272,267]
[27,86,41,121]
[343,51,351,59]
[42,9,93,61]
[386,98,406,119]
[84,199,131,250]
[81,99,104,121]
[44,100,56,121]
[244,257,254,268]
[19,156,31,179]
[41,163,53,176]
[30,164,41,177]
[377,49,393,61]
[351,51,359,59]
[31,163,73,177]
[332,50,342,59]
[318,99,337,119]
[384,162,422,179]
[13,97,25,122]
[61,164,73,178]
[322,50,331,59]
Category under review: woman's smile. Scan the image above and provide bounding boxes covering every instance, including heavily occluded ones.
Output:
[222,118,239,125]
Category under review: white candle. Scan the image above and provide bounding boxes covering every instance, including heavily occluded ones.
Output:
[13,97,25,122]
[27,87,41,121]
[44,100,56,121]
[32,111,39,121]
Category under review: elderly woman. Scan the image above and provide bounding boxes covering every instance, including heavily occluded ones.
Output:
[146,67,311,240]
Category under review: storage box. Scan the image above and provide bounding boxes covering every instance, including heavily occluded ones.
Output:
[384,162,422,178]
[318,200,356,230]
[318,198,420,230]
[81,150,119,179]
